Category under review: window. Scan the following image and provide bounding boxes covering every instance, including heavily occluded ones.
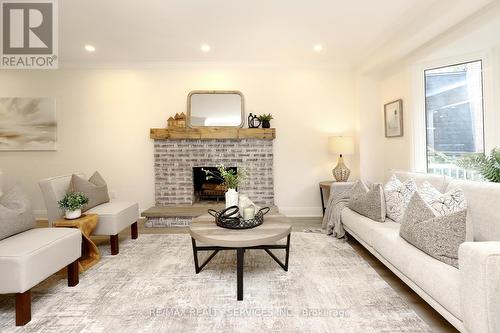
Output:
[424,60,485,179]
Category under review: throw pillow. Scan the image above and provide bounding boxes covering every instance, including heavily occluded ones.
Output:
[0,185,36,240]
[400,192,466,268]
[348,180,386,222]
[384,175,417,223]
[70,171,110,212]
[418,182,467,216]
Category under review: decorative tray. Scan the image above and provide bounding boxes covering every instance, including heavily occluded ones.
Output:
[208,206,270,229]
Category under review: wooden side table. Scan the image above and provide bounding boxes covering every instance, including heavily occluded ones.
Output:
[319,181,335,215]
[53,214,100,272]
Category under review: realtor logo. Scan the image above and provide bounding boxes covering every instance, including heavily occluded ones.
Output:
[1,0,58,69]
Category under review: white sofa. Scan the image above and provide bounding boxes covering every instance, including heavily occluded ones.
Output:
[39,174,140,255]
[339,171,500,333]
[0,228,81,326]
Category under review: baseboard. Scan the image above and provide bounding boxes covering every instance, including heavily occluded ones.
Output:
[278,206,323,217]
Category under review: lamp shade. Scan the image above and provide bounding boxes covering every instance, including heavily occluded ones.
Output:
[328,136,354,155]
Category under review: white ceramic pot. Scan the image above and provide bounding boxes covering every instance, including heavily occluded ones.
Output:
[65,209,82,220]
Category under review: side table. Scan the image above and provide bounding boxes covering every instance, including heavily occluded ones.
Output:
[53,214,100,272]
[319,181,335,215]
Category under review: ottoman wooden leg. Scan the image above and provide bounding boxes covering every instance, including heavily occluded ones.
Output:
[131,222,138,239]
[67,260,79,287]
[15,290,31,326]
[110,234,119,255]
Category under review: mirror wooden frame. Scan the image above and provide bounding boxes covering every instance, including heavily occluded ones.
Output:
[187,90,245,128]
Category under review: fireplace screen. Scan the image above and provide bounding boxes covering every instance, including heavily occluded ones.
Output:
[192,167,236,202]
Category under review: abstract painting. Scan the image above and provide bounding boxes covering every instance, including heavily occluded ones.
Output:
[0,98,56,150]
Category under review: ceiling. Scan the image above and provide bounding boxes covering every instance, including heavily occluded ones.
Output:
[59,0,497,67]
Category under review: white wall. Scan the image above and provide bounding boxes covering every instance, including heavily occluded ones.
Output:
[0,65,357,217]
[358,6,500,182]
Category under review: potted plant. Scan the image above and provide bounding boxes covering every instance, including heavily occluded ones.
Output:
[456,148,500,182]
[58,192,89,219]
[258,113,273,128]
[203,165,248,210]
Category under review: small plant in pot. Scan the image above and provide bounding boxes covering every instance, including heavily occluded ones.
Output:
[258,113,273,128]
[58,192,89,219]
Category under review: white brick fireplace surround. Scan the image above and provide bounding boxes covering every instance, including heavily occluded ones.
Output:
[154,139,274,206]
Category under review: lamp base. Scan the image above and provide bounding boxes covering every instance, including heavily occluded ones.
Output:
[333,155,350,182]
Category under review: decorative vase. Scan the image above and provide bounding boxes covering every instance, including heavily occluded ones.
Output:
[225,189,239,216]
[333,155,351,182]
[261,120,271,128]
[65,208,82,220]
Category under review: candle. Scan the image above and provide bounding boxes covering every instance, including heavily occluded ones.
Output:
[243,206,255,220]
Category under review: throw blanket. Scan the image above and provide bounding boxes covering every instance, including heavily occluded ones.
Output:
[322,182,355,238]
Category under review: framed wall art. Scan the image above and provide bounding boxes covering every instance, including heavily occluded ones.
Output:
[384,99,403,138]
[0,97,57,151]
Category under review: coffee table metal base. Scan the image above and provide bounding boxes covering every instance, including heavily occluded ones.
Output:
[191,234,291,301]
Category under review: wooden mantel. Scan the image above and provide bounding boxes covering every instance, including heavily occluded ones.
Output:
[150,128,276,140]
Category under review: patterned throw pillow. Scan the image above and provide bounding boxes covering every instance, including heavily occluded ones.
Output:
[418,182,467,216]
[348,180,386,222]
[400,192,466,268]
[0,185,36,240]
[384,175,417,223]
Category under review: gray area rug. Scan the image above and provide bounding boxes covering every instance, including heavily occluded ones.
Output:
[0,233,431,332]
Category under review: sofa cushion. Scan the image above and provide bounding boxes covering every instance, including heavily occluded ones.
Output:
[341,208,399,247]
[0,228,81,293]
[70,172,110,212]
[384,175,417,223]
[446,179,500,241]
[0,185,36,241]
[400,192,466,268]
[87,201,139,235]
[368,218,461,319]
[348,181,386,222]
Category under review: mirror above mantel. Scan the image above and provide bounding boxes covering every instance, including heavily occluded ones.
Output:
[187,91,244,128]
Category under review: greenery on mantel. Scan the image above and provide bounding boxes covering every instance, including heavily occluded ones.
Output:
[457,148,500,183]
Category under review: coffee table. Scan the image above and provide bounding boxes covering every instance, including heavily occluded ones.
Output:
[189,214,292,300]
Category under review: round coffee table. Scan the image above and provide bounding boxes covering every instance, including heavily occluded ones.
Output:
[189,214,292,301]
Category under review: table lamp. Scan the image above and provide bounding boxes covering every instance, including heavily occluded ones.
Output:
[328,136,354,182]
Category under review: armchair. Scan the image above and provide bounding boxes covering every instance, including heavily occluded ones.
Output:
[39,174,139,255]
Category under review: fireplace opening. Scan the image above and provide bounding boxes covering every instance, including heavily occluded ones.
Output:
[193,167,237,203]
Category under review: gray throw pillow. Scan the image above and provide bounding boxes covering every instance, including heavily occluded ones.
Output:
[400,192,466,268]
[0,185,36,240]
[70,171,110,212]
[348,180,386,222]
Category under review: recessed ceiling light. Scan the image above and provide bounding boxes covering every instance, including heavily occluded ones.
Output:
[200,44,211,53]
[313,44,323,52]
[84,45,96,52]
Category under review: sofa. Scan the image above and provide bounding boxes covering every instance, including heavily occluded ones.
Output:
[39,174,140,255]
[339,171,500,333]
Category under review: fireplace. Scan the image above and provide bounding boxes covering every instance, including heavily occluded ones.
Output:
[153,139,274,206]
[192,167,237,203]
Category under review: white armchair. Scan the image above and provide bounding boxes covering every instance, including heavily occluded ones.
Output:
[39,174,139,255]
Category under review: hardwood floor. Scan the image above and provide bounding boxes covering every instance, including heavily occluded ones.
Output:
[33,217,458,332]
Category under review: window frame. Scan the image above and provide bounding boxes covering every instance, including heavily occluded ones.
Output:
[422,59,486,174]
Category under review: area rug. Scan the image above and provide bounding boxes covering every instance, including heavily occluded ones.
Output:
[0,233,431,332]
